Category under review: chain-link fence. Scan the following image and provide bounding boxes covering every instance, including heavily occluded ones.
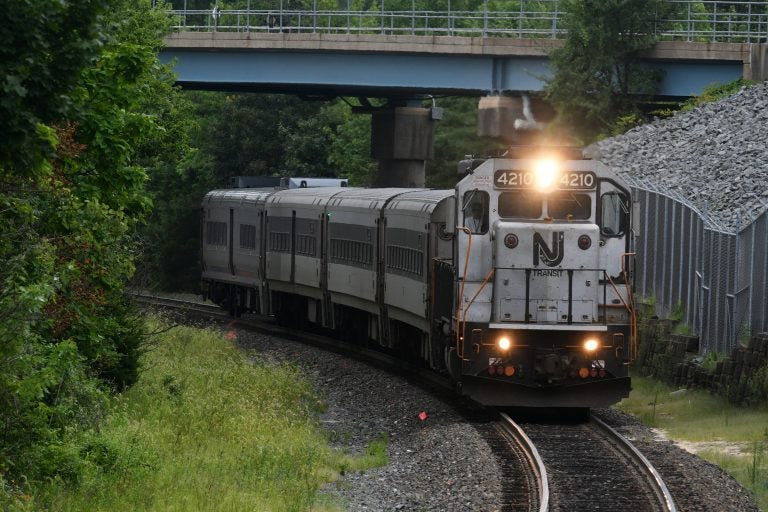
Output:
[626,175,767,354]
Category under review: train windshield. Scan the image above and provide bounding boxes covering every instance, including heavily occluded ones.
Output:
[547,192,591,220]
[498,191,543,219]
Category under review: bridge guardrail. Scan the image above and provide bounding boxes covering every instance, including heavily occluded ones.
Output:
[160,1,768,43]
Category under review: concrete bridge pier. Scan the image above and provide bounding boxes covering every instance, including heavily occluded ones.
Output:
[477,94,555,144]
[371,105,439,188]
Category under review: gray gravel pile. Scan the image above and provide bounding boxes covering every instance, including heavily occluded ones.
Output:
[587,82,768,232]
[595,408,760,512]
[235,329,503,512]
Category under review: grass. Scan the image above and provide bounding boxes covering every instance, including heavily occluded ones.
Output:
[30,317,387,512]
[617,376,768,509]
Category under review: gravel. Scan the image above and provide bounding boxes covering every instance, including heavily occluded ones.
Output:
[586,81,768,232]
[594,408,761,512]
[234,328,503,512]
[228,324,759,511]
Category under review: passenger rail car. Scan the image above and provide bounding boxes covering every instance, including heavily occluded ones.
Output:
[201,150,636,407]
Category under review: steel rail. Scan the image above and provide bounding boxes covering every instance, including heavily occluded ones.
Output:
[128,292,226,316]
[498,412,549,512]
[591,415,678,512]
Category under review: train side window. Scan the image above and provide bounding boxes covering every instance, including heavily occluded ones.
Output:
[498,191,542,219]
[601,192,628,236]
[462,190,489,234]
[548,192,591,220]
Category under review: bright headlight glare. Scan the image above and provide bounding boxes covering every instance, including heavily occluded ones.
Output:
[533,158,559,191]
[498,336,512,351]
[583,338,599,352]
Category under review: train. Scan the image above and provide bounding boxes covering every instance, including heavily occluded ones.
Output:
[201,147,637,408]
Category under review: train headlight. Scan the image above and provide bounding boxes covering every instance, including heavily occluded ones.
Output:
[583,338,599,352]
[498,336,512,351]
[533,158,559,192]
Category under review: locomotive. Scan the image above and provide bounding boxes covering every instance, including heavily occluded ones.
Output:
[201,148,636,407]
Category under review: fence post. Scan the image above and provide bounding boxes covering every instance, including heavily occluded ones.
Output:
[552,0,558,38]
[688,1,692,42]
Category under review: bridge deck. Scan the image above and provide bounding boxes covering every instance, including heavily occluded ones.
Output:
[162,33,754,97]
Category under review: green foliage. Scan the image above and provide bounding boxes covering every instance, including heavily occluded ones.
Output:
[545,0,668,143]
[192,92,334,182]
[608,112,645,137]
[700,350,718,369]
[33,319,382,511]
[0,0,110,174]
[327,103,376,187]
[681,78,756,111]
[746,366,768,406]
[672,323,695,336]
[670,300,685,322]
[0,0,177,498]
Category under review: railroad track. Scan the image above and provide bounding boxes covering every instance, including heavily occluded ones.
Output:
[131,293,228,318]
[519,415,678,512]
[133,293,677,512]
[487,412,548,512]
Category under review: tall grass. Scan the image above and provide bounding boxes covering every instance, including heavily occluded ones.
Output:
[32,318,385,511]
[618,376,768,509]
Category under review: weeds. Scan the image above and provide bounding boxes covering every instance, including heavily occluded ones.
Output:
[30,317,387,511]
[619,376,768,509]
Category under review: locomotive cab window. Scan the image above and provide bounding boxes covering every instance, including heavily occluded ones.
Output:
[601,192,629,236]
[498,191,543,219]
[463,190,489,234]
[547,192,591,220]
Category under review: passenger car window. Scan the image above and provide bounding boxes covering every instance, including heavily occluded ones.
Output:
[498,191,542,219]
[463,190,489,234]
[548,192,591,220]
[601,192,628,236]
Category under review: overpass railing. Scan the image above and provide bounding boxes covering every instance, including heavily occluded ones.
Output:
[162,1,768,42]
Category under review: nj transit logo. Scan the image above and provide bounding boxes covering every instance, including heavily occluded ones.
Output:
[533,232,565,267]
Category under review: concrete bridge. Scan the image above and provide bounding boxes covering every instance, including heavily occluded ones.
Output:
[159,3,768,186]
[160,2,768,97]
[163,31,765,97]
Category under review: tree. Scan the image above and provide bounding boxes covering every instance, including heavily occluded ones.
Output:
[0,0,177,493]
[544,0,669,143]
